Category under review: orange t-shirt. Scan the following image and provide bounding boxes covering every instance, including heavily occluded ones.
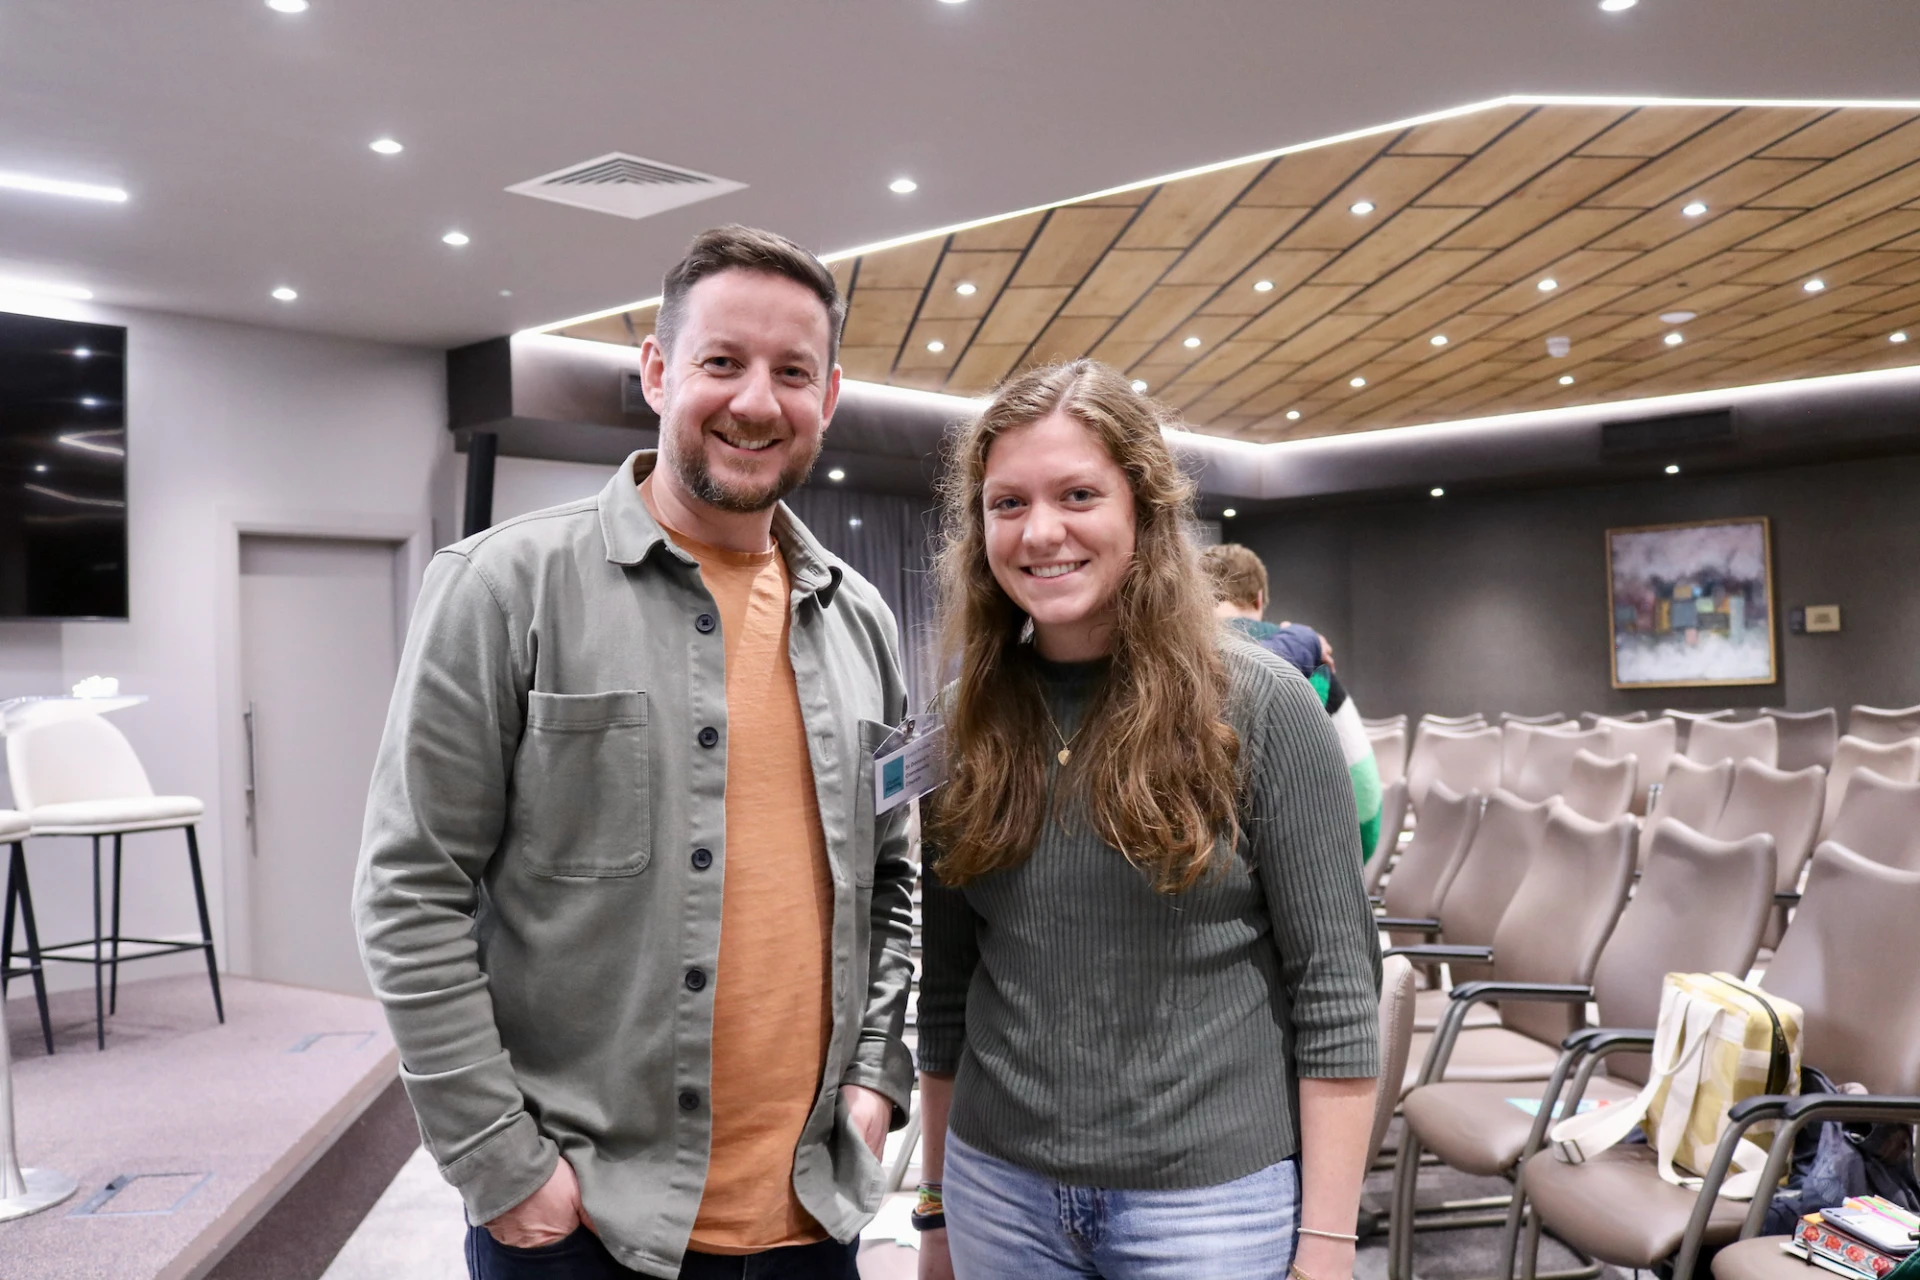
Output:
[647,491,835,1254]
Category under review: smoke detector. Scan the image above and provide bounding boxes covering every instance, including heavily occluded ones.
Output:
[507,153,746,220]
[1546,336,1572,358]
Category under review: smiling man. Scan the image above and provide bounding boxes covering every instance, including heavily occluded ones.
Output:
[355,226,915,1280]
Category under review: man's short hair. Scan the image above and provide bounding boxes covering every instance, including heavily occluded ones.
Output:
[1201,543,1268,609]
[656,225,847,366]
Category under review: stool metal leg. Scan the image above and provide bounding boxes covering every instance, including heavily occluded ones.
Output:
[4,846,52,1056]
[108,834,124,1016]
[0,852,14,1001]
[184,827,223,1024]
[90,837,105,1051]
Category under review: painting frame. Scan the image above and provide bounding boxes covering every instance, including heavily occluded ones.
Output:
[1605,516,1777,690]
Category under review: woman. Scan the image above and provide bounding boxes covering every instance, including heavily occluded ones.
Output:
[914,361,1381,1280]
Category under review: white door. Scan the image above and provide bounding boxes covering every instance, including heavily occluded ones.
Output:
[239,535,403,995]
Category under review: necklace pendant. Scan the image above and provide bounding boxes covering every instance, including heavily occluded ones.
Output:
[1058,748,1072,765]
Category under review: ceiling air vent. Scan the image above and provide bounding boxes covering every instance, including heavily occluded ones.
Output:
[506,153,746,221]
[1599,409,1736,458]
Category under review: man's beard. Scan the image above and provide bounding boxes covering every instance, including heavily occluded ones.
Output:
[663,417,820,514]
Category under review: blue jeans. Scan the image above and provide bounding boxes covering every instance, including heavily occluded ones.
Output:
[942,1134,1301,1279]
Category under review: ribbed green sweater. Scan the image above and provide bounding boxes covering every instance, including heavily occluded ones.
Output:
[916,638,1382,1189]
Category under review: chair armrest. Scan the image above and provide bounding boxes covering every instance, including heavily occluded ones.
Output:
[1382,944,1494,963]
[1773,891,1801,906]
[1777,1093,1920,1125]
[1452,981,1593,1005]
[1560,1027,1655,1053]
[1375,915,1443,933]
[1368,894,1384,907]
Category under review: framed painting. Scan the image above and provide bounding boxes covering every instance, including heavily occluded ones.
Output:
[1606,516,1776,689]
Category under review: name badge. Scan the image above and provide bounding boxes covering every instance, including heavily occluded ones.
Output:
[873,719,947,815]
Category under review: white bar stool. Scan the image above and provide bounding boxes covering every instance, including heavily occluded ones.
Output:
[0,809,52,1055]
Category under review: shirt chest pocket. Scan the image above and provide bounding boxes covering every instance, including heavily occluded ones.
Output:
[509,690,652,878]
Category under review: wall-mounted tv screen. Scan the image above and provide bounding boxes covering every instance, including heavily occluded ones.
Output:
[0,310,128,619]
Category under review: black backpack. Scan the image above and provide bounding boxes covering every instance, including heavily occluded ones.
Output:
[1760,1066,1920,1236]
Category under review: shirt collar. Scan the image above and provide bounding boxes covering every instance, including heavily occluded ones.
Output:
[598,450,844,607]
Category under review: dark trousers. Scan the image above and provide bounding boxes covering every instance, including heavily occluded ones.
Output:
[465,1226,861,1280]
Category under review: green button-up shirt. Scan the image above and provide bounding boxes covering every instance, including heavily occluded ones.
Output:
[353,452,915,1277]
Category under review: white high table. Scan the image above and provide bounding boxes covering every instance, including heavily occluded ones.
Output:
[0,694,146,1221]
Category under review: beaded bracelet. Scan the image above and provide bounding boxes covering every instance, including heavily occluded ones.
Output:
[910,1181,945,1232]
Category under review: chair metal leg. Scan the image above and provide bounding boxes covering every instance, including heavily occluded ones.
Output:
[1,850,15,1001]
[7,846,53,1056]
[90,837,105,1051]
[1391,1128,1424,1280]
[108,834,124,1016]
[183,827,223,1024]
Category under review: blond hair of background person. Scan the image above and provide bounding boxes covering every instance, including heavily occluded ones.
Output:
[913,360,1380,1280]
[1201,544,1386,863]
[355,226,912,1280]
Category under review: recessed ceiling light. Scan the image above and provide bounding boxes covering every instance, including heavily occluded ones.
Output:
[926,339,945,353]
[1664,331,1684,346]
[74,347,90,359]
[0,276,93,300]
[369,138,403,156]
[937,0,967,5]
[81,397,100,407]
[954,281,977,296]
[1430,487,1446,498]
[1286,410,1301,421]
[1350,200,1376,216]
[32,463,48,473]
[827,468,846,482]
[889,177,918,194]
[1183,335,1202,348]
[1665,464,1681,475]
[1804,278,1826,293]
[1131,379,1149,392]
[1893,332,1910,344]
[1253,279,1275,292]
[1559,375,1576,386]
[1222,508,1238,518]
[1681,201,1708,217]
[442,230,470,246]
[848,516,863,529]
[0,170,129,204]
[1349,376,1367,388]
[499,289,513,297]
[266,0,309,12]
[272,286,298,301]
[1538,278,1559,292]
[1430,334,1448,347]
[1600,0,1636,10]
[1660,310,1697,324]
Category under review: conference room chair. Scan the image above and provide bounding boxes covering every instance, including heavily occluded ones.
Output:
[1,808,53,1054]
[1759,708,1838,772]
[1364,713,1409,733]
[1598,716,1678,814]
[1369,724,1409,790]
[1662,707,1735,750]
[1420,712,1487,731]
[1637,756,1735,868]
[1365,778,1411,895]
[1708,760,1825,950]
[1501,720,1587,792]
[1561,750,1638,822]
[1580,709,1648,730]
[1847,702,1920,744]
[1520,842,1920,1280]
[1389,804,1633,1098]
[1821,768,1920,870]
[1684,716,1779,768]
[1372,784,1505,1035]
[1500,712,1569,727]
[1390,819,1775,1280]
[1817,735,1920,842]
[1406,724,1502,811]
[5,715,222,1050]
[1513,727,1609,803]
[1367,954,1418,1176]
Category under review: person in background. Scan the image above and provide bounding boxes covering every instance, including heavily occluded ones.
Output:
[354,225,914,1280]
[1201,544,1385,863]
[915,360,1380,1280]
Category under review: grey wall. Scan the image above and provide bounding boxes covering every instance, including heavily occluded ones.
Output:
[1236,453,1920,722]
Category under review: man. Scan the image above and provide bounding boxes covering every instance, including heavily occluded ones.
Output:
[1201,543,1386,861]
[354,226,914,1280]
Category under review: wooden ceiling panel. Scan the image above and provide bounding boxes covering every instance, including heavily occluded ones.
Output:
[566,102,1920,440]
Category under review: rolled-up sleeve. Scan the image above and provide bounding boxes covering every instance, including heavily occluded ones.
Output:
[1246,670,1382,1078]
[914,843,981,1076]
[352,550,556,1224]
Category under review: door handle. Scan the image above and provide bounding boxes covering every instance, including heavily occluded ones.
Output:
[243,700,259,856]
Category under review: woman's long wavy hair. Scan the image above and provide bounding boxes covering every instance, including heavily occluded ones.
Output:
[929,359,1240,894]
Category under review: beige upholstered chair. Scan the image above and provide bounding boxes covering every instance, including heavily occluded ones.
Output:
[1637,756,1735,867]
[1513,727,1609,802]
[1368,955,1418,1173]
[0,809,52,1054]
[1685,716,1778,768]
[1364,713,1410,733]
[1818,735,1920,841]
[1407,725,1502,811]
[1710,760,1825,949]
[1760,708,1837,772]
[1501,720,1585,792]
[1369,725,1408,789]
[1389,819,1774,1280]
[1561,751,1637,822]
[1420,712,1487,731]
[1377,782,1482,945]
[1523,843,1920,1280]
[1598,717,1677,814]
[1581,709,1648,730]
[1365,778,1411,895]
[1500,712,1568,727]
[1847,702,1920,744]
[1822,768,1920,870]
[1662,707,1735,751]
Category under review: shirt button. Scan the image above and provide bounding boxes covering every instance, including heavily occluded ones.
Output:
[678,1090,701,1112]
[697,726,719,749]
[685,968,707,992]
[691,847,713,870]
[695,612,716,634]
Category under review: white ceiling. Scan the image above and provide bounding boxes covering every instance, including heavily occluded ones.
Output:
[5,0,1919,349]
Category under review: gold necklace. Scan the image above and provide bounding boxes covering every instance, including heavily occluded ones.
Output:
[1039,694,1083,766]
